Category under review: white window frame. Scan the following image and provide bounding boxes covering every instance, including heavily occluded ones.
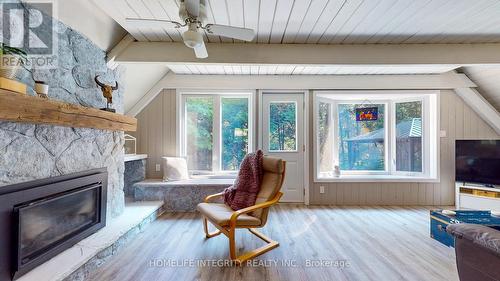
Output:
[391,97,426,177]
[178,90,255,174]
[313,90,439,182]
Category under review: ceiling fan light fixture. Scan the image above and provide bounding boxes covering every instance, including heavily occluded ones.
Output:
[125,0,255,59]
[182,23,203,48]
[182,29,203,48]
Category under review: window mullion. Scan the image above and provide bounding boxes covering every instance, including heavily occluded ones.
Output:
[422,96,429,177]
[332,102,339,171]
[181,95,186,158]
[213,95,221,173]
[388,101,395,175]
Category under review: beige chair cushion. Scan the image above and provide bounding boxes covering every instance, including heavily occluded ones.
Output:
[251,156,285,221]
[162,157,189,181]
[197,203,261,226]
[196,156,284,228]
[263,156,286,174]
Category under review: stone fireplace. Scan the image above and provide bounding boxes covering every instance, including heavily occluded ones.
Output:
[0,170,108,280]
[0,2,165,281]
[0,2,128,279]
[0,0,126,219]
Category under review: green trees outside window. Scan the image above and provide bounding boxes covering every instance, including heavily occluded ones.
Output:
[395,101,423,172]
[221,98,249,171]
[186,97,214,171]
[184,95,250,172]
[338,104,386,171]
[269,102,297,151]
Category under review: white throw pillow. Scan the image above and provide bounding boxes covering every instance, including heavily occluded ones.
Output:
[162,157,189,181]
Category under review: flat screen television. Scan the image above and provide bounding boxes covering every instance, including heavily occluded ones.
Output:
[455,140,500,186]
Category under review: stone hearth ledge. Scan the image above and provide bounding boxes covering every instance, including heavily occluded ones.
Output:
[124,154,148,162]
[17,201,164,281]
[133,178,234,212]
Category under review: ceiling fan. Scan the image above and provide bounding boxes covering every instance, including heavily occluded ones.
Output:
[125,0,255,59]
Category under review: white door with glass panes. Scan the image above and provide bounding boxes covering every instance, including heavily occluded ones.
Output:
[261,93,304,202]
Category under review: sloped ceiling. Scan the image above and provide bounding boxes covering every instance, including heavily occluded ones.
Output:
[45,0,168,113]
[462,66,500,112]
[53,0,500,117]
[120,64,169,112]
[51,0,127,51]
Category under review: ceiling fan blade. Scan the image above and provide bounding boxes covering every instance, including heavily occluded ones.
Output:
[185,0,200,17]
[205,24,255,41]
[194,41,208,59]
[125,18,182,29]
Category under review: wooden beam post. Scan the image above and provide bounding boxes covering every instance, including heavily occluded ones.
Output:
[454,87,500,135]
[126,72,476,117]
[107,34,135,69]
[115,42,500,65]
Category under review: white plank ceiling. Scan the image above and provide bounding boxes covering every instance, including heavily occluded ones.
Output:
[102,0,500,44]
[166,64,460,75]
[462,66,500,111]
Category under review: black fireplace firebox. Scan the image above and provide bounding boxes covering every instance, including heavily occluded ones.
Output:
[0,169,108,281]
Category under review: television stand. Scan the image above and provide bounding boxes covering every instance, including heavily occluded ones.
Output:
[455,182,500,210]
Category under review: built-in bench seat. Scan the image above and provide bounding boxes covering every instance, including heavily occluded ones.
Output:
[133,178,234,212]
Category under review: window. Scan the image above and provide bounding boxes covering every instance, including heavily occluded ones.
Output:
[180,92,253,173]
[395,101,423,173]
[221,97,249,170]
[269,102,297,151]
[314,91,438,180]
[338,103,386,171]
[185,97,214,171]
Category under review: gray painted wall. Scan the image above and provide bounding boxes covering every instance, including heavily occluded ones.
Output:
[130,89,177,179]
[134,89,498,206]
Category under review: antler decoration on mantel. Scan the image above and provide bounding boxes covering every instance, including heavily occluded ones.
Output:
[95,75,118,113]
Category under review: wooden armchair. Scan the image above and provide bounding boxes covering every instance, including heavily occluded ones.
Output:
[196,156,286,264]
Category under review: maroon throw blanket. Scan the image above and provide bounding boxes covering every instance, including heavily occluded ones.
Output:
[224,150,264,211]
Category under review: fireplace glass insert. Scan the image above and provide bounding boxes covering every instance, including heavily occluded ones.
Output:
[14,184,101,266]
[0,169,107,281]
[14,185,101,274]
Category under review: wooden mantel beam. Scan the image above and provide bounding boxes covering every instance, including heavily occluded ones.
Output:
[115,42,500,65]
[0,89,137,132]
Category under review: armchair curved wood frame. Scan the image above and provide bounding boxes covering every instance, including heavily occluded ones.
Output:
[201,163,286,265]
[202,191,283,264]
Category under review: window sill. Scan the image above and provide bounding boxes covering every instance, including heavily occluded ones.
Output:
[190,174,237,180]
[315,174,440,183]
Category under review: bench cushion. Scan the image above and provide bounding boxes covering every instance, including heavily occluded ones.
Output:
[197,203,261,226]
[162,157,189,181]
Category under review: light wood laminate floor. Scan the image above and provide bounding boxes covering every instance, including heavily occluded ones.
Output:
[87,205,458,281]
